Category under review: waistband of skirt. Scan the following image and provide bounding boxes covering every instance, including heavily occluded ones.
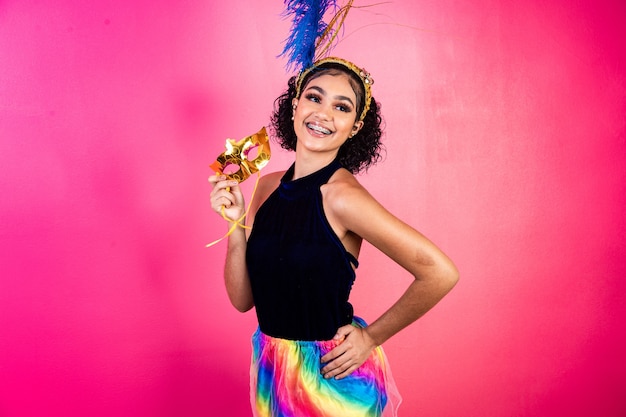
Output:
[253,316,368,347]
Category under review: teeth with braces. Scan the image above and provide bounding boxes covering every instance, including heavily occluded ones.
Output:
[307,123,331,134]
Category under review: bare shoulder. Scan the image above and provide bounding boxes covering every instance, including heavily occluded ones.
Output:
[323,168,377,212]
[321,168,386,239]
[323,168,405,245]
[257,170,283,196]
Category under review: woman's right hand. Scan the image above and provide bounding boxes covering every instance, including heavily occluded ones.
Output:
[209,174,246,224]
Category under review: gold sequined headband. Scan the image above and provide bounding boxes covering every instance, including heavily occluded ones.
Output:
[295,57,374,121]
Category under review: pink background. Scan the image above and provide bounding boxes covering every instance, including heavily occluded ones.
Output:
[1,1,625,416]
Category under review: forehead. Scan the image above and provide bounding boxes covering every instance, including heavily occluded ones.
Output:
[303,72,358,99]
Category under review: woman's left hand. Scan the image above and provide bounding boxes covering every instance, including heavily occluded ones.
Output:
[320,325,377,380]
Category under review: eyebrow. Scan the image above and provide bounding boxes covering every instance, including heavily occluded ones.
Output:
[306,85,355,107]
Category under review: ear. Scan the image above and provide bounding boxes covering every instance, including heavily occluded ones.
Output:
[292,98,298,109]
[350,121,364,137]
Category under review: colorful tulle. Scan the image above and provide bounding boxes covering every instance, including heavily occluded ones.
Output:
[250,317,401,417]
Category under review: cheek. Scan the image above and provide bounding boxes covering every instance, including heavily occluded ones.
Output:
[338,118,357,133]
[292,104,306,121]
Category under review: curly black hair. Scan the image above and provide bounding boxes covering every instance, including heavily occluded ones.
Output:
[270,64,385,174]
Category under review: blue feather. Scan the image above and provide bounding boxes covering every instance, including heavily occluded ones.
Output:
[280,0,337,72]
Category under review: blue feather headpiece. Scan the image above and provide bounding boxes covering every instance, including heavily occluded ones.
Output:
[280,0,354,73]
[280,0,335,72]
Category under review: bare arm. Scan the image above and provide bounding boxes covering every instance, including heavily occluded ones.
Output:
[209,175,254,312]
[320,175,459,378]
[345,196,458,347]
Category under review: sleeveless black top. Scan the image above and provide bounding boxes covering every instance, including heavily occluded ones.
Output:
[246,159,359,341]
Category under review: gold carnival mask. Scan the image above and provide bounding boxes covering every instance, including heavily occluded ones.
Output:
[210,127,271,182]
[206,127,270,248]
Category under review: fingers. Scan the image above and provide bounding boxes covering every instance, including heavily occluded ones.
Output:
[209,174,237,191]
[209,175,244,217]
[212,193,235,211]
[320,340,348,365]
[208,174,220,186]
[320,324,353,363]
[320,326,374,380]
[320,341,357,380]
[320,326,378,380]
[331,363,360,380]
[332,324,355,341]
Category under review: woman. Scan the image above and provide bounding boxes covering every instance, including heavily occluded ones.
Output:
[209,57,459,417]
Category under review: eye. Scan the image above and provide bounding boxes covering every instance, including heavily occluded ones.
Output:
[335,104,352,113]
[305,93,321,103]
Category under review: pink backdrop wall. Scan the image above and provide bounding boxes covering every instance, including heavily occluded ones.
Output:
[1,1,625,416]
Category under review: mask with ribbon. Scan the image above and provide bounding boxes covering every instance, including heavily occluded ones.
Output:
[207,127,271,247]
[210,126,271,183]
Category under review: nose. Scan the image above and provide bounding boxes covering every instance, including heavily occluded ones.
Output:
[314,104,332,121]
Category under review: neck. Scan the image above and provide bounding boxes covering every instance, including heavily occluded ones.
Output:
[292,149,337,180]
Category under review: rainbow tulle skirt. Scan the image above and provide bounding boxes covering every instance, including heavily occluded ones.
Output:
[250,317,401,417]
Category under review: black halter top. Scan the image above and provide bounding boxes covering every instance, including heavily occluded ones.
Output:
[246,158,359,341]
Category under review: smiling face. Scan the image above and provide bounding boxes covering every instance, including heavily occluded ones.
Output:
[292,72,364,160]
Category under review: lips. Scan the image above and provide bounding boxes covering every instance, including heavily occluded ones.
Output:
[306,122,332,135]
